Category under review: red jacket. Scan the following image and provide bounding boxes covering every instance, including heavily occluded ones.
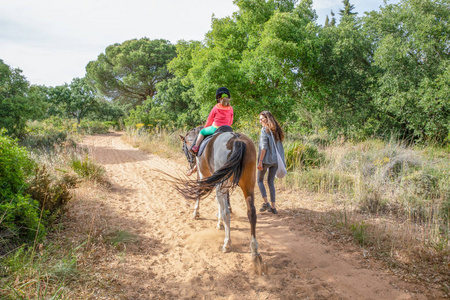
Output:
[205,104,234,127]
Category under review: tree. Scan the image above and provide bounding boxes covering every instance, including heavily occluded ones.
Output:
[86,38,176,107]
[363,0,450,142]
[299,7,378,138]
[0,60,35,138]
[166,0,315,124]
[339,0,357,18]
[154,78,200,127]
[330,10,336,26]
[240,1,319,120]
[47,78,98,124]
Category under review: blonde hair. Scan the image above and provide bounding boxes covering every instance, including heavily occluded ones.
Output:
[220,97,231,106]
[260,111,284,142]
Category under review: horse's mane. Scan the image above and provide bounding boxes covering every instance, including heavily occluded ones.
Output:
[185,125,203,144]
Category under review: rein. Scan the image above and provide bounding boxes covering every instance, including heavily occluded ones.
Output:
[182,139,196,168]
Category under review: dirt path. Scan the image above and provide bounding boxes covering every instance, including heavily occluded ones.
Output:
[71,132,443,299]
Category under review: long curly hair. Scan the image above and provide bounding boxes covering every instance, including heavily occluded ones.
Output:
[260,111,284,142]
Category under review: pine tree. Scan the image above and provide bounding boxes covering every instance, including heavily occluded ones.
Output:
[339,0,357,17]
[330,10,336,26]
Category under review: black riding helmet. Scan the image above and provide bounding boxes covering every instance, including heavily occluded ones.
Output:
[215,87,230,100]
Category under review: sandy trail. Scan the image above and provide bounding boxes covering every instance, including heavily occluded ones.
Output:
[73,132,442,299]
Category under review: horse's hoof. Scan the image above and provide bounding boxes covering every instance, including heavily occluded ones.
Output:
[216,224,224,230]
[252,254,263,274]
[193,212,200,220]
[221,245,231,253]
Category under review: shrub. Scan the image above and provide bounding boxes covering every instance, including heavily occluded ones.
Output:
[70,155,105,182]
[77,120,109,135]
[284,141,325,170]
[0,130,36,197]
[357,183,389,214]
[0,194,45,243]
[0,131,47,249]
[22,129,69,150]
[26,165,73,220]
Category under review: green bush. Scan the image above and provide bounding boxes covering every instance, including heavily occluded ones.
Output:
[70,155,105,182]
[0,130,36,197]
[77,120,109,135]
[284,141,325,170]
[0,131,46,248]
[22,129,69,150]
[0,194,45,243]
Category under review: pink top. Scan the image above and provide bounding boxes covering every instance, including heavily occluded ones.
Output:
[205,103,234,127]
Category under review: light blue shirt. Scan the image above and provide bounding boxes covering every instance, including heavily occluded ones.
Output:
[258,127,285,166]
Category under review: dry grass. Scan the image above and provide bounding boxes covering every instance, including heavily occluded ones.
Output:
[0,137,111,299]
[122,127,183,159]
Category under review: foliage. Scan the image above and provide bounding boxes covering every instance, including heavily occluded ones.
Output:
[26,165,73,218]
[77,120,109,135]
[0,131,43,246]
[284,141,325,170]
[1,193,45,245]
[125,77,201,128]
[363,0,450,142]
[46,78,98,124]
[21,121,70,150]
[160,0,449,143]
[86,38,176,107]
[86,99,125,128]
[0,60,43,138]
[70,155,105,182]
[0,130,36,198]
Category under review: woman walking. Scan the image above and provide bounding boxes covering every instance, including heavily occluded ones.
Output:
[257,111,285,214]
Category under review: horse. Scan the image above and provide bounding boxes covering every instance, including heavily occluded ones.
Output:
[177,126,262,268]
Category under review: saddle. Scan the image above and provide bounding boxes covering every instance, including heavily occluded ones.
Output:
[196,125,233,157]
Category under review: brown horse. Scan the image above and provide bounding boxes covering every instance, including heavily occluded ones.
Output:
[178,127,262,268]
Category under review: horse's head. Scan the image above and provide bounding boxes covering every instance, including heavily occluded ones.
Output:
[179,126,204,169]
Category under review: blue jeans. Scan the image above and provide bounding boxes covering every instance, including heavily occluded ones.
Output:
[257,163,278,203]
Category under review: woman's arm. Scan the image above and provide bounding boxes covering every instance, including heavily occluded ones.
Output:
[257,149,266,171]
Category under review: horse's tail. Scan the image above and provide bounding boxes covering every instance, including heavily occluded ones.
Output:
[175,140,246,200]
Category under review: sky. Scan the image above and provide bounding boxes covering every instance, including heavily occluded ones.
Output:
[0,0,399,87]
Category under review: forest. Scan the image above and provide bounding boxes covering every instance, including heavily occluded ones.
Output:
[0,0,449,297]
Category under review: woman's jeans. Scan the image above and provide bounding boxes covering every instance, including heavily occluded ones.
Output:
[257,163,278,203]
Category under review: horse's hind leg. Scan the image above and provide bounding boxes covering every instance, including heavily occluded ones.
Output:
[216,197,223,230]
[244,192,262,272]
[226,191,232,214]
[217,186,231,252]
[193,197,200,219]
[193,164,202,219]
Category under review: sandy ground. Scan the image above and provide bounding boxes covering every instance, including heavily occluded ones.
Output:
[67,132,445,299]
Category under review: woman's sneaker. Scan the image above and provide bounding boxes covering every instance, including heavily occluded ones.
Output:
[268,207,278,214]
[259,203,270,212]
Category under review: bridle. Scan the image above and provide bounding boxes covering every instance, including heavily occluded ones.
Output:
[182,138,196,169]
